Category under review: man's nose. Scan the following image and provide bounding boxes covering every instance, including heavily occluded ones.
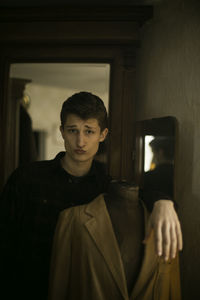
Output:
[76,132,85,148]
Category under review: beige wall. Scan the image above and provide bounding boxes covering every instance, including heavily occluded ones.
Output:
[26,83,109,160]
[135,0,200,298]
[10,63,110,160]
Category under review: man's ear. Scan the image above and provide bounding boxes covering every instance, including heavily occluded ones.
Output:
[60,125,64,139]
[99,128,108,142]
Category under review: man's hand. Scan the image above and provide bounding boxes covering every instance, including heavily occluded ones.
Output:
[143,200,183,261]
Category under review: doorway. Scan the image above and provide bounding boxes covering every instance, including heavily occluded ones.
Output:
[10,63,110,163]
[0,5,153,188]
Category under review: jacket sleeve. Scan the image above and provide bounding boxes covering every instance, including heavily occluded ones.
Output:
[139,167,176,212]
[48,208,75,300]
[0,170,22,292]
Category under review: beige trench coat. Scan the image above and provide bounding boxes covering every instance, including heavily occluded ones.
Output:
[48,194,181,300]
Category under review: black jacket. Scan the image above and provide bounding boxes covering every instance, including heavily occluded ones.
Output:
[0,152,110,300]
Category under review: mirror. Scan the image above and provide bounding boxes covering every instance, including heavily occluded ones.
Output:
[133,116,177,210]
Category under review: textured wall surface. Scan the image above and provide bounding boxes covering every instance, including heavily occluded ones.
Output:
[135,0,200,298]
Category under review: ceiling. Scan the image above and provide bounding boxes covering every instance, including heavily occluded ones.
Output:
[10,63,110,93]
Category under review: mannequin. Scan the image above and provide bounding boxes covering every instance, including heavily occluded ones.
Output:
[48,181,181,300]
[105,181,144,295]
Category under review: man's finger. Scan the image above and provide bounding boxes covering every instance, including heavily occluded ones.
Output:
[162,222,170,261]
[176,220,183,251]
[155,221,162,257]
[170,225,177,259]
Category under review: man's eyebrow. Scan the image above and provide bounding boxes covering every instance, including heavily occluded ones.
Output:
[84,125,97,129]
[66,125,77,128]
[65,124,97,129]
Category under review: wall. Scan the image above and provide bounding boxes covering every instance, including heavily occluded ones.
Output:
[135,0,200,298]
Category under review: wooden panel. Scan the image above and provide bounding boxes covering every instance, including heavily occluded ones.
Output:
[0,5,153,23]
[0,21,139,44]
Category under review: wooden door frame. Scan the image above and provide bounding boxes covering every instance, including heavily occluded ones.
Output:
[0,5,153,188]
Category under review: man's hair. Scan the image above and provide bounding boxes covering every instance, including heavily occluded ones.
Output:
[149,137,175,161]
[60,91,108,131]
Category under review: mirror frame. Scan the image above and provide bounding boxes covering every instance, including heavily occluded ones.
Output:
[133,116,178,190]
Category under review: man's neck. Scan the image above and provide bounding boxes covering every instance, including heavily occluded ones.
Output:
[61,154,93,177]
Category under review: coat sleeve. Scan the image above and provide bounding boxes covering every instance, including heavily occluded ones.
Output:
[0,169,23,293]
[48,208,75,300]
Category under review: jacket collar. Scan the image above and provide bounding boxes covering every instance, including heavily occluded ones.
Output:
[84,194,129,300]
[53,152,106,180]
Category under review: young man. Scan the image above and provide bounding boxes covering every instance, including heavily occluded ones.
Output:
[0,92,182,300]
[0,92,109,300]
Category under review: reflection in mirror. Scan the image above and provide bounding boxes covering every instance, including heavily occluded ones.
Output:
[144,135,175,172]
[9,63,110,167]
[144,135,154,172]
[133,116,177,211]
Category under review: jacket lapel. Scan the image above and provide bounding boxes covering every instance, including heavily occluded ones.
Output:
[84,194,129,300]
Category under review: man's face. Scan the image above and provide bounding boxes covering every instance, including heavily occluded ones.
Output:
[60,114,108,164]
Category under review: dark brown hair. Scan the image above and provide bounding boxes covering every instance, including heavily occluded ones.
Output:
[60,91,108,131]
[150,137,175,161]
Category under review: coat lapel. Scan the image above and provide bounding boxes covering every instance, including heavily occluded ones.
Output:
[84,194,129,300]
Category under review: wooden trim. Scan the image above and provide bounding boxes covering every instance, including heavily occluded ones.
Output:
[0,45,125,185]
[0,5,153,23]
[0,21,139,45]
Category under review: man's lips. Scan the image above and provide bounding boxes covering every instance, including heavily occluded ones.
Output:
[74,149,86,154]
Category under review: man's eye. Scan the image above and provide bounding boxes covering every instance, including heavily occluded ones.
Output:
[86,130,94,135]
[68,129,77,133]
